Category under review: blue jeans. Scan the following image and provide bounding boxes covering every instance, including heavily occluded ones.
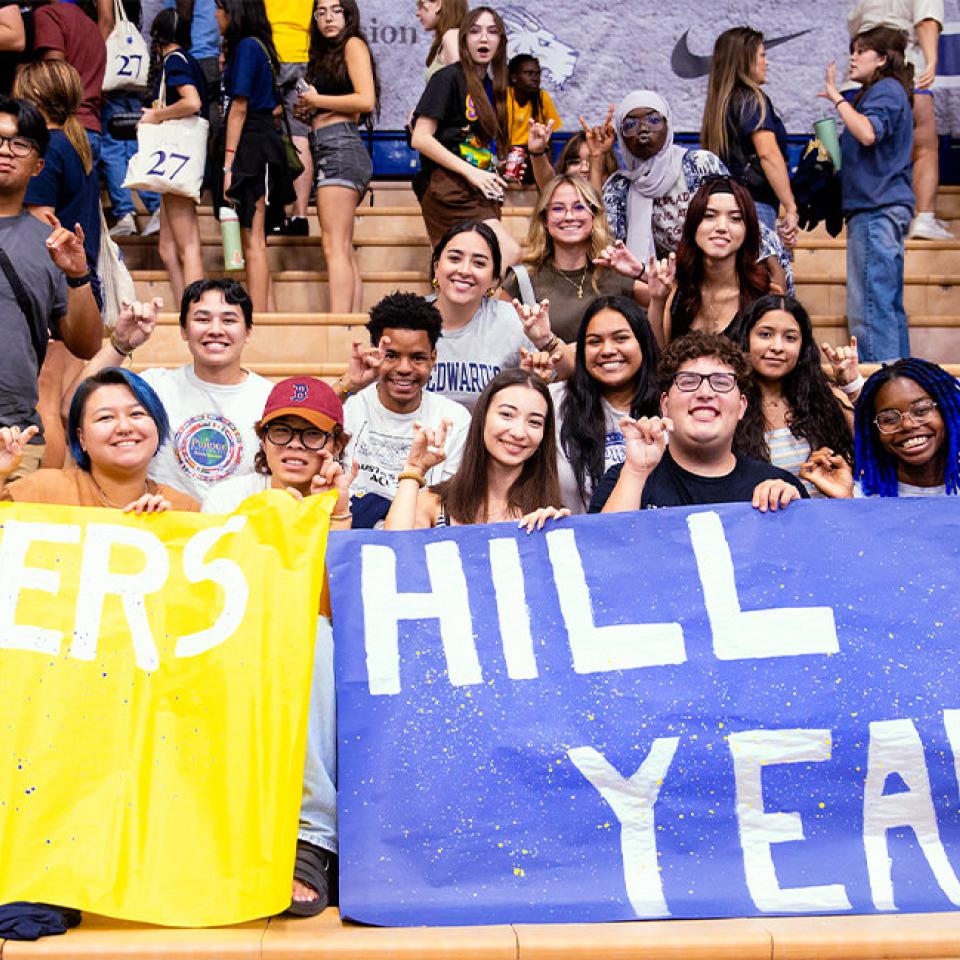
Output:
[846,204,912,362]
[299,615,337,854]
[99,94,160,217]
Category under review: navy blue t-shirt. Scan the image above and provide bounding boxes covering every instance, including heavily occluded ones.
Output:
[24,130,100,270]
[725,89,789,209]
[224,37,277,113]
[155,48,208,113]
[840,77,914,216]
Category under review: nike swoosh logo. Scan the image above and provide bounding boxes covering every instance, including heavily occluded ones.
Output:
[671,29,813,79]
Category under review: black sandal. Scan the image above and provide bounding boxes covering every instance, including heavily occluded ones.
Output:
[286,839,335,918]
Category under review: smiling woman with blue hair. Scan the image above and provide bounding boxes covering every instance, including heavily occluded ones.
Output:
[0,367,198,512]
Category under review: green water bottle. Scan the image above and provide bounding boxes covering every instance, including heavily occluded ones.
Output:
[220,206,244,271]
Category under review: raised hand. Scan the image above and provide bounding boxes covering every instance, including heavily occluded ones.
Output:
[799,447,854,499]
[0,424,39,479]
[621,416,671,476]
[527,118,554,155]
[44,213,88,279]
[820,336,860,388]
[114,298,163,353]
[345,336,389,393]
[817,61,841,103]
[513,297,554,347]
[309,450,359,504]
[518,505,571,533]
[578,103,615,156]
[405,419,452,475]
[594,239,645,279]
[647,252,676,302]
[519,345,562,383]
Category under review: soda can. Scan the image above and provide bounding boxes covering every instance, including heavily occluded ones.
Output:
[503,145,527,182]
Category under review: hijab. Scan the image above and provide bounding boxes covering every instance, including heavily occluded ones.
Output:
[614,90,686,261]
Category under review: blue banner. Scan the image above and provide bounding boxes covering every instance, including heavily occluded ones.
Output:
[328,500,960,927]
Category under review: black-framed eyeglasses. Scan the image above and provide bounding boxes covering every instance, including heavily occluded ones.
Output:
[0,135,38,158]
[874,399,938,434]
[621,114,665,136]
[263,421,332,450]
[672,371,738,393]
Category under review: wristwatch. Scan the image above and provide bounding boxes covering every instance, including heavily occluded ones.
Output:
[66,271,92,288]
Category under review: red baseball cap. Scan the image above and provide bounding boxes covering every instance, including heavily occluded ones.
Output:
[260,377,344,432]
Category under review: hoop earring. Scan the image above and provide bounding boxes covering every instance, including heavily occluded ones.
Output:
[486,285,498,297]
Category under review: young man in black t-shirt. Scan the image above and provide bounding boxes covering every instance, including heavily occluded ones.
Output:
[589,331,807,512]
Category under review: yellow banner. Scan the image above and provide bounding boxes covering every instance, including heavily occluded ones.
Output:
[0,490,333,926]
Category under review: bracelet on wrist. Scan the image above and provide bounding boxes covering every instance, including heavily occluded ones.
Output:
[397,470,426,488]
[66,271,92,288]
[839,373,865,395]
[834,98,845,108]
[331,509,352,521]
[335,375,352,398]
[634,261,647,280]
[224,147,236,154]
[222,166,232,173]
[538,335,560,354]
[528,148,548,157]
[109,332,134,357]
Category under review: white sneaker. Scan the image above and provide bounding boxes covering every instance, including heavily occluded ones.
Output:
[908,213,955,240]
[141,210,161,237]
[109,212,138,238]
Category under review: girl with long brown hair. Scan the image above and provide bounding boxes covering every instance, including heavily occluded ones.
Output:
[648,177,775,345]
[410,5,521,269]
[384,368,568,530]
[700,26,798,248]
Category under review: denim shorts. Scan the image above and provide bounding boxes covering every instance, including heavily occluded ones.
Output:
[309,122,372,198]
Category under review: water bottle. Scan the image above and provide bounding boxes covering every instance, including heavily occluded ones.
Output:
[220,206,244,271]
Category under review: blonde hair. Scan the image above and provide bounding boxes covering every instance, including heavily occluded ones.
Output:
[526,175,612,294]
[13,60,92,174]
[700,26,767,162]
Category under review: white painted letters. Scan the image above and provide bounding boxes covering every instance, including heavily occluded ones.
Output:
[0,520,81,655]
[72,523,169,671]
[687,511,839,660]
[546,528,686,673]
[569,739,679,918]
[488,537,537,680]
[729,728,851,912]
[361,541,480,695]
[176,516,249,658]
[863,718,960,909]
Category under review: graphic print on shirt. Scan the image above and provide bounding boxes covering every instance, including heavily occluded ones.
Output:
[354,426,414,494]
[428,360,501,397]
[175,414,245,482]
[605,429,626,467]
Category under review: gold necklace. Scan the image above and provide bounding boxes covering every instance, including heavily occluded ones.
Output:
[90,474,154,508]
[555,263,589,299]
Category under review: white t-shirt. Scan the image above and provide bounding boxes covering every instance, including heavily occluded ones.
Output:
[550,381,627,514]
[140,365,274,501]
[426,298,535,411]
[848,0,943,73]
[854,479,948,497]
[200,473,271,513]
[344,384,472,499]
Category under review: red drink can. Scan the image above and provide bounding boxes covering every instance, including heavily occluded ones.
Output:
[504,145,527,182]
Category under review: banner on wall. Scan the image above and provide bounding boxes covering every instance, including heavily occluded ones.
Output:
[0,491,332,927]
[359,1,960,135]
[328,500,960,927]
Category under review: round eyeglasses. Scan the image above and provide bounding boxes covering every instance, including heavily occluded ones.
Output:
[621,114,666,136]
[873,399,938,434]
[671,371,738,393]
[263,421,332,450]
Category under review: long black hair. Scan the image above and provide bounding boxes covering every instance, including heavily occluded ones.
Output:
[306,0,380,126]
[731,294,854,466]
[559,295,660,503]
[221,0,280,72]
[854,358,960,496]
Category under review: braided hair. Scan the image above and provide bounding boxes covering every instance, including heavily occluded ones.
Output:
[854,358,960,496]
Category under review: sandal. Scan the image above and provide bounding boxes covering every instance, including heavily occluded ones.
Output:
[286,839,335,918]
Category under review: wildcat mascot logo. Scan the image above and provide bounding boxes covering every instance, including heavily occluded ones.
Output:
[501,6,578,88]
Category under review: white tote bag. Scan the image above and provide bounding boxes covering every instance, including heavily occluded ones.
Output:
[97,206,137,332]
[123,59,209,200]
[102,0,150,92]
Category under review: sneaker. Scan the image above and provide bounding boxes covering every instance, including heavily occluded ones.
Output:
[908,213,955,240]
[108,212,137,238]
[142,210,161,237]
[284,216,310,236]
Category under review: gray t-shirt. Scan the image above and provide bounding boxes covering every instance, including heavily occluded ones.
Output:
[0,211,68,437]
[426,297,534,411]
